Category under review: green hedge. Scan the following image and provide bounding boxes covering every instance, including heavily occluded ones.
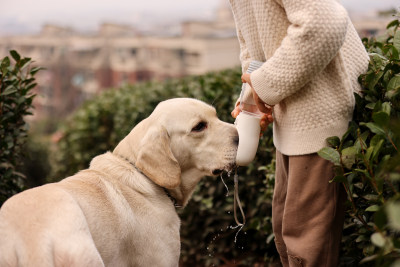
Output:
[319,20,400,266]
[0,51,41,206]
[52,19,400,266]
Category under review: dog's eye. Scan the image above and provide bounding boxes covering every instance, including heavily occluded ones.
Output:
[191,121,207,132]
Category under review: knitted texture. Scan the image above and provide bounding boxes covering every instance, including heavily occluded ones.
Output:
[229,0,369,155]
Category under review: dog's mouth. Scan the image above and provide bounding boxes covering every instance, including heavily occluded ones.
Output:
[212,162,237,176]
[212,169,224,176]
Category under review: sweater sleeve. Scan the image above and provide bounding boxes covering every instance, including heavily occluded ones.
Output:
[250,0,349,106]
[237,28,252,74]
[231,2,255,107]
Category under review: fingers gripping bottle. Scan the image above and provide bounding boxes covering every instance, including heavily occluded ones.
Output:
[235,60,264,166]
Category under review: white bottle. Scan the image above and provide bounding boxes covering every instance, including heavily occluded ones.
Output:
[235,60,264,166]
[235,111,261,166]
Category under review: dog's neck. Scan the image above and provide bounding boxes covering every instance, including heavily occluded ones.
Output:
[89,152,167,202]
[111,151,203,208]
[163,188,181,208]
[166,168,205,208]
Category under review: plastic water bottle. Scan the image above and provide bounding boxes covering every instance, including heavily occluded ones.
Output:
[235,60,264,166]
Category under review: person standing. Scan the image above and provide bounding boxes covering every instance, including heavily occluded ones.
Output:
[229,0,369,266]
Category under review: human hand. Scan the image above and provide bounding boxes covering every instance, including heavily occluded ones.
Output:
[233,73,274,136]
[231,104,273,136]
[241,73,274,114]
[242,73,273,115]
[241,73,252,87]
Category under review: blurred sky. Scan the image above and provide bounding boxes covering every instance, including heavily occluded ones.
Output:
[0,0,399,36]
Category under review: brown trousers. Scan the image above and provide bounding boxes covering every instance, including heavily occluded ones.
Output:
[272,150,347,267]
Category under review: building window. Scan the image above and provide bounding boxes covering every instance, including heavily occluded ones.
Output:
[186,52,201,67]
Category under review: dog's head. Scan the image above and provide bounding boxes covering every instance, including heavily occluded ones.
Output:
[114,98,238,206]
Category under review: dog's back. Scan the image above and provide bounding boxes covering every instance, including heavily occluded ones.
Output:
[0,153,180,267]
[0,182,104,267]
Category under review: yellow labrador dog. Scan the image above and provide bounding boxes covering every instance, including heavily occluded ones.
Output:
[0,98,239,267]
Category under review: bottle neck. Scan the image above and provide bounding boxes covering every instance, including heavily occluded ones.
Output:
[240,103,262,116]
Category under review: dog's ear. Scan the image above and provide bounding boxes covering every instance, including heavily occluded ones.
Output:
[136,124,181,189]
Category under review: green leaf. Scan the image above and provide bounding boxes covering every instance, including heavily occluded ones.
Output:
[1,56,10,70]
[18,58,31,71]
[266,233,274,244]
[390,173,400,182]
[386,19,400,29]
[22,78,35,85]
[355,235,368,243]
[371,139,384,161]
[387,75,400,92]
[391,259,400,267]
[368,71,384,90]
[25,83,37,92]
[329,175,346,183]
[10,50,21,62]
[369,53,387,70]
[383,69,394,85]
[365,205,380,212]
[326,136,340,148]
[372,111,390,128]
[354,131,368,152]
[7,140,14,149]
[361,122,386,136]
[386,201,400,231]
[30,67,43,76]
[381,102,391,115]
[365,102,376,110]
[388,45,400,60]
[394,29,400,52]
[360,255,378,264]
[341,146,357,169]
[318,147,340,166]
[365,146,374,162]
[371,232,386,247]
[372,100,382,112]
[355,168,371,178]
[1,86,17,96]
[370,134,384,147]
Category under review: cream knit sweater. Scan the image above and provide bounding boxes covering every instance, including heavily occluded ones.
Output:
[229,0,369,156]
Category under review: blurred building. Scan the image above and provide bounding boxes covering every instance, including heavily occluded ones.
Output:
[0,1,239,120]
[0,2,396,120]
[349,9,397,37]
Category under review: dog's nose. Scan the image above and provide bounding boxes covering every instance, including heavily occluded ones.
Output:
[233,135,239,146]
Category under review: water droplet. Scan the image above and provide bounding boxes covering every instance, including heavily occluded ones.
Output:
[220,174,229,196]
[231,224,244,243]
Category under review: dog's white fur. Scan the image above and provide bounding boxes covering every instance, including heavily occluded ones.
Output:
[0,98,238,267]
